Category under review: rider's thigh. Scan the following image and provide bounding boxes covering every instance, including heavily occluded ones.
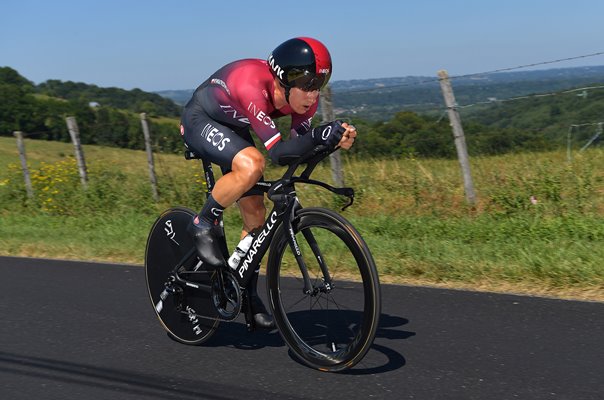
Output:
[181,108,252,169]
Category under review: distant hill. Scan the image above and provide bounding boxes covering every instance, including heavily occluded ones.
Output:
[154,89,194,107]
[36,79,182,117]
[155,66,604,120]
[0,67,182,152]
[3,65,602,159]
[330,66,604,120]
[459,78,604,146]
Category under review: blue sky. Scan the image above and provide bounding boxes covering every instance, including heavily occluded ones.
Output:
[2,0,604,91]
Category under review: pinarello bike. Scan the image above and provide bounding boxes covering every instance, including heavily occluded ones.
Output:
[145,145,381,372]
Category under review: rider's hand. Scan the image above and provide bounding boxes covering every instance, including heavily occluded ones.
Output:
[338,123,357,150]
[311,121,346,149]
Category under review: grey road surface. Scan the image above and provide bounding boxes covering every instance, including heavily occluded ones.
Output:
[0,256,602,399]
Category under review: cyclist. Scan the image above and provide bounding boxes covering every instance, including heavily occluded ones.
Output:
[180,37,357,329]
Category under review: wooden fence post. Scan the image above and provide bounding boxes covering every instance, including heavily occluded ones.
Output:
[438,70,477,206]
[65,116,89,188]
[567,125,575,162]
[13,131,34,199]
[320,84,345,187]
[140,113,159,201]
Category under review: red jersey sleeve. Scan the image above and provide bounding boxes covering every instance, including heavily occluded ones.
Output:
[291,101,318,137]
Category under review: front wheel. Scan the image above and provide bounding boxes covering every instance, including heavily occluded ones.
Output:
[266,207,381,372]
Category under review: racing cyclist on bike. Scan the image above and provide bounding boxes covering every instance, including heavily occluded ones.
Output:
[180,37,357,329]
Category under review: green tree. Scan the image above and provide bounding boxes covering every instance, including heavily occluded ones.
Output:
[0,67,39,133]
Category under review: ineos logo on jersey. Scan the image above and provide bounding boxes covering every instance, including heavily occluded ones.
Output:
[248,102,276,129]
[200,123,231,151]
[322,126,332,140]
[268,55,284,79]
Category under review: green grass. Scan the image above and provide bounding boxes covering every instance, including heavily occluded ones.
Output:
[355,213,604,285]
[0,212,153,263]
[1,136,603,300]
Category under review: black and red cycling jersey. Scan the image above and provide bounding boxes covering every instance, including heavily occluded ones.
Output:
[184,58,317,151]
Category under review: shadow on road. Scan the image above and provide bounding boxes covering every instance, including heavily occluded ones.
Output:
[0,351,302,400]
[202,312,414,374]
[203,321,285,349]
[341,313,415,375]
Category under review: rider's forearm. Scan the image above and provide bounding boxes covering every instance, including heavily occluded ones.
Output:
[267,132,315,165]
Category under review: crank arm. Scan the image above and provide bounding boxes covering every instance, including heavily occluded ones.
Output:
[171,273,213,293]
[179,309,239,323]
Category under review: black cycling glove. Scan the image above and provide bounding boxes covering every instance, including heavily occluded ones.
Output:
[311,120,346,149]
[268,120,345,166]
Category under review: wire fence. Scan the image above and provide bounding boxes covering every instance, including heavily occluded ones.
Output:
[3,49,604,204]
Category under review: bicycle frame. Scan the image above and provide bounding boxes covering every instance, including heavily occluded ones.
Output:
[179,146,355,294]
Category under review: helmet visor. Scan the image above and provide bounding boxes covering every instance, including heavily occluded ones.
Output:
[291,73,329,92]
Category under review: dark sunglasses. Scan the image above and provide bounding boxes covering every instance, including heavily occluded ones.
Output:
[292,74,329,92]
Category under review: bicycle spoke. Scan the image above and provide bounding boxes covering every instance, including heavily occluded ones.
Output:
[284,293,313,313]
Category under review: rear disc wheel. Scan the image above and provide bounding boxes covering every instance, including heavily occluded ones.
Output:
[145,207,219,345]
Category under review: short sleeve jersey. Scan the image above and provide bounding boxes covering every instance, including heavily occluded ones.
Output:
[190,59,317,150]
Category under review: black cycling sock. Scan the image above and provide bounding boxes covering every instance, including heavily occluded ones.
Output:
[195,195,225,226]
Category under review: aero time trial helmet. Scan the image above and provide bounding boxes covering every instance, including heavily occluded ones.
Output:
[267,37,332,92]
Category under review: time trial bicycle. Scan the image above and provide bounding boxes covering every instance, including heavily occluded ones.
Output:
[145,145,381,372]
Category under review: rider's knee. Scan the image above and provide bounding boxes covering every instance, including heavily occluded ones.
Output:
[233,148,265,183]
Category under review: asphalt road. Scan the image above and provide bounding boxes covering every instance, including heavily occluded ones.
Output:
[0,256,602,399]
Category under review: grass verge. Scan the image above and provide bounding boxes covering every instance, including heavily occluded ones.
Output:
[1,137,602,301]
[1,211,602,302]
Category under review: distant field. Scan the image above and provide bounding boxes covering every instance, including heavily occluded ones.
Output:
[1,136,602,301]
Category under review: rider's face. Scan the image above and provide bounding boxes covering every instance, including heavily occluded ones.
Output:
[288,87,320,114]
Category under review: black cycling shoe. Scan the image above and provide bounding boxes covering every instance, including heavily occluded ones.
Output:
[254,313,275,330]
[187,221,226,268]
[250,295,275,330]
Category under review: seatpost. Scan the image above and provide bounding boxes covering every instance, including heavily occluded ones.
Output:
[202,158,215,199]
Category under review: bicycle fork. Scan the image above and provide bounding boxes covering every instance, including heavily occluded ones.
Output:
[285,201,333,295]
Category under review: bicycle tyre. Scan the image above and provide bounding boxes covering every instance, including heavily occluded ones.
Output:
[266,207,381,372]
[145,207,219,345]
